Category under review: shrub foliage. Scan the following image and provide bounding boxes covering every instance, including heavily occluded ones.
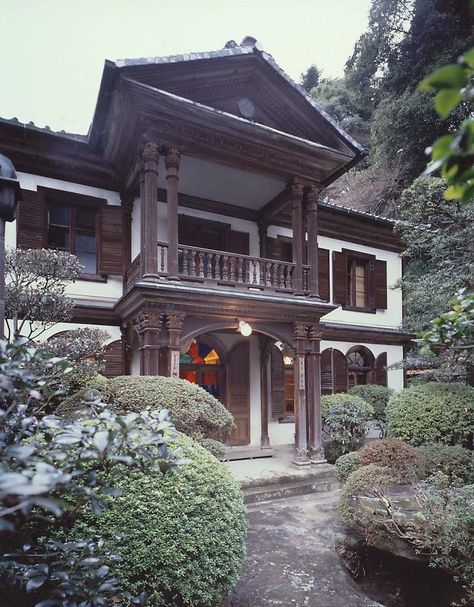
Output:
[349,384,394,435]
[418,443,474,485]
[386,382,474,447]
[359,438,423,484]
[335,451,361,483]
[67,432,246,606]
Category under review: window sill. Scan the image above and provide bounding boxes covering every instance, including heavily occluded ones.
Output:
[342,305,376,314]
[78,273,107,283]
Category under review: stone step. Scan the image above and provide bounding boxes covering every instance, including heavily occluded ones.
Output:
[242,467,338,504]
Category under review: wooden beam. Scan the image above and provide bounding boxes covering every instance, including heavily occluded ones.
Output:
[258,186,291,223]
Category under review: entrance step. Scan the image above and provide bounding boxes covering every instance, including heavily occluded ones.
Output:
[241,464,338,504]
[225,448,274,461]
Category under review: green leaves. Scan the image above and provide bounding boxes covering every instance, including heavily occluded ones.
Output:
[434,89,462,118]
[420,64,467,91]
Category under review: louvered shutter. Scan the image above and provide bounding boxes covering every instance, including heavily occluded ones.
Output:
[321,348,333,394]
[333,349,348,392]
[104,340,126,378]
[375,352,388,386]
[318,248,330,301]
[226,229,249,255]
[271,346,285,418]
[99,206,123,275]
[266,236,281,260]
[374,259,388,310]
[332,251,347,305]
[17,189,47,249]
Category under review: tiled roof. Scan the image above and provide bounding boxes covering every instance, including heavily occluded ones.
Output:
[319,198,396,224]
[0,116,87,141]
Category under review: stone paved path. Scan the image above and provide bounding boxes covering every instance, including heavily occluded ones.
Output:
[230,490,381,607]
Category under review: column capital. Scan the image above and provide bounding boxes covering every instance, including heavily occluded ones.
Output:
[304,183,320,212]
[293,322,308,342]
[141,140,160,164]
[133,311,163,336]
[164,147,181,173]
[309,323,324,342]
[288,178,304,207]
[166,313,185,331]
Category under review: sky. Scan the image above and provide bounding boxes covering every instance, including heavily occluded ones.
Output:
[0,0,372,134]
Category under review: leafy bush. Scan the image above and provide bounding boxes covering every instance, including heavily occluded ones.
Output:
[339,464,395,523]
[386,382,474,447]
[349,384,394,435]
[418,443,474,485]
[58,375,235,443]
[322,393,374,460]
[359,438,423,484]
[67,432,246,606]
[198,437,227,459]
[0,339,181,606]
[335,451,361,483]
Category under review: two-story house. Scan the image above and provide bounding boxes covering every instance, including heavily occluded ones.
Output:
[1,38,408,464]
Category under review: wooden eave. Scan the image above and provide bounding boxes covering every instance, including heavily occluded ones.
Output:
[102,77,358,190]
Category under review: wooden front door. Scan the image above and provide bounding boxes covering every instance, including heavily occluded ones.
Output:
[226,341,250,446]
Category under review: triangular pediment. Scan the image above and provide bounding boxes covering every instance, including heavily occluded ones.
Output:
[114,50,360,156]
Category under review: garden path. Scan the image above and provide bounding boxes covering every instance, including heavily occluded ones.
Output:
[230,489,381,607]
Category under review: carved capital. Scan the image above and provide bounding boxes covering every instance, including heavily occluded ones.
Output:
[165,147,181,173]
[304,184,320,212]
[288,178,304,208]
[166,313,185,331]
[141,140,160,164]
[309,323,324,342]
[133,312,163,336]
[293,322,308,341]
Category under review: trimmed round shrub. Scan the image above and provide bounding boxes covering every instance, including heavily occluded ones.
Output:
[386,382,474,447]
[418,443,474,485]
[340,464,395,523]
[66,432,246,606]
[359,438,423,484]
[335,451,361,483]
[198,437,227,459]
[322,393,374,460]
[349,385,394,426]
[58,375,234,443]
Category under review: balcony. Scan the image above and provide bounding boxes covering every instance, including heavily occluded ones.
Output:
[126,242,311,295]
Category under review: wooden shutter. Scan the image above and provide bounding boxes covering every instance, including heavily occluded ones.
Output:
[226,229,249,255]
[16,189,47,249]
[321,348,333,394]
[333,349,348,392]
[332,251,347,305]
[271,346,285,419]
[266,236,281,260]
[374,259,388,310]
[375,352,388,386]
[318,248,330,301]
[104,340,125,378]
[99,206,123,275]
[226,342,250,445]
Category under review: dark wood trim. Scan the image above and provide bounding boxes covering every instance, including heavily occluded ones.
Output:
[258,187,291,223]
[320,322,412,345]
[72,305,120,325]
[37,186,108,208]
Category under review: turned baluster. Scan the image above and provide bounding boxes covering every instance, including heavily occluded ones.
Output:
[265,262,271,286]
[277,264,284,288]
[252,260,258,284]
[198,251,205,278]
[222,255,229,281]
[228,256,235,282]
[190,249,196,277]
[215,254,221,280]
[182,249,189,276]
[237,257,243,282]
[204,253,211,279]
[244,259,250,284]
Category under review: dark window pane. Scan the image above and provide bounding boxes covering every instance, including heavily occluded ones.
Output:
[77,252,96,274]
[75,232,96,254]
[49,204,70,226]
[76,208,96,229]
[48,226,69,249]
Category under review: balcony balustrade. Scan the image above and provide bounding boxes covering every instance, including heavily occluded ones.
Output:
[125,241,310,295]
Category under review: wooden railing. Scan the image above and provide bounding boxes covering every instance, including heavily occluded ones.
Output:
[126,243,304,294]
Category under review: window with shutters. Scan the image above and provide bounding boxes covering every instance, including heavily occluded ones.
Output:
[346,345,375,388]
[48,204,98,274]
[347,257,369,309]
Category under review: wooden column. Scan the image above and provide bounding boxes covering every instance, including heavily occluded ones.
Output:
[258,221,268,258]
[121,192,134,288]
[307,324,326,463]
[259,335,272,448]
[121,322,132,376]
[290,180,304,295]
[166,313,184,378]
[133,310,163,375]
[140,141,159,279]
[305,184,320,298]
[165,147,181,280]
[293,323,310,465]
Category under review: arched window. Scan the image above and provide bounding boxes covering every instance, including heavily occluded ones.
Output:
[346,346,375,389]
[179,339,222,399]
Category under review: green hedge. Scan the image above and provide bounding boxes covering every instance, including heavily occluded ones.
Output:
[386,382,474,447]
[335,451,361,483]
[66,432,246,606]
[418,443,474,485]
[58,375,234,445]
[359,438,423,484]
[349,385,394,421]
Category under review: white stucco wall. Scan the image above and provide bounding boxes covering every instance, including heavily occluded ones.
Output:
[9,172,123,304]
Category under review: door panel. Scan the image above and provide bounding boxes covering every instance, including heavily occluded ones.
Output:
[226,341,250,446]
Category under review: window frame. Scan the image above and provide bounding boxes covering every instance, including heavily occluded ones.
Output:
[41,187,106,282]
[341,248,376,314]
